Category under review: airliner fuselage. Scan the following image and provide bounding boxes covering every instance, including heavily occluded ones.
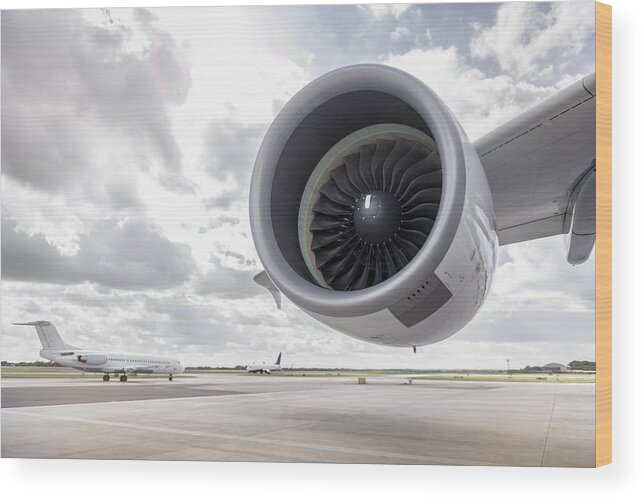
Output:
[41,348,184,379]
[14,321,184,382]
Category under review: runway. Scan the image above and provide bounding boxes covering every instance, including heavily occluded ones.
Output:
[1,374,595,466]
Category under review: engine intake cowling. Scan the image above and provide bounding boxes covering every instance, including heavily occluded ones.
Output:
[250,65,497,347]
[77,354,108,365]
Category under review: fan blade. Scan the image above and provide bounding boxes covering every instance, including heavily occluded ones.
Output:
[389,142,431,194]
[394,152,441,198]
[387,240,409,269]
[396,170,442,202]
[320,179,356,207]
[344,153,369,193]
[372,246,383,285]
[371,139,396,190]
[396,151,442,194]
[382,139,414,191]
[381,243,397,278]
[402,217,435,234]
[394,234,420,259]
[329,242,369,290]
[351,257,371,290]
[401,187,442,209]
[315,235,357,275]
[398,228,428,249]
[310,213,351,231]
[328,261,360,290]
[358,144,377,190]
[313,195,353,217]
[311,227,354,250]
[404,202,440,220]
[331,165,360,197]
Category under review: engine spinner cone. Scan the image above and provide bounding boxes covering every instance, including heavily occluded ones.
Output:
[353,191,402,244]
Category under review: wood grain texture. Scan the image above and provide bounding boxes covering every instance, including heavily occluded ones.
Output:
[595,1,612,468]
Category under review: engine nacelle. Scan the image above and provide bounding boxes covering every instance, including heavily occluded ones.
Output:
[250,65,497,347]
[77,354,108,365]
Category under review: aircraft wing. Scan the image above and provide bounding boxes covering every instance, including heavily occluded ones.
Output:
[474,73,596,264]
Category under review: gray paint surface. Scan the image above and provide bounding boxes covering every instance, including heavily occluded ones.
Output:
[475,73,596,246]
[1,384,241,408]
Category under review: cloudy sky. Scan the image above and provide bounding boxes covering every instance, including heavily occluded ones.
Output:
[1,2,596,369]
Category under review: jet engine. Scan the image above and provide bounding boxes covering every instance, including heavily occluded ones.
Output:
[77,354,108,365]
[250,65,497,347]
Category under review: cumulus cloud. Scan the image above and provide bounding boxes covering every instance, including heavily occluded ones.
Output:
[202,192,241,211]
[469,1,595,80]
[261,4,433,75]
[2,217,195,290]
[193,255,259,298]
[1,8,193,196]
[200,119,267,208]
[363,4,413,21]
[385,45,557,139]
[203,120,266,182]
[198,215,240,233]
[457,237,595,345]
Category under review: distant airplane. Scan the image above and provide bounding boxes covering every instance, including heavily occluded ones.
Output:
[14,321,184,382]
[246,352,282,374]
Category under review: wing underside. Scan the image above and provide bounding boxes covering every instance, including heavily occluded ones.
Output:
[474,73,596,263]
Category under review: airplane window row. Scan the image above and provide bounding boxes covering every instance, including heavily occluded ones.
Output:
[106,358,170,365]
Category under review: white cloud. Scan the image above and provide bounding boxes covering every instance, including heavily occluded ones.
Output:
[364,4,413,20]
[1,9,194,195]
[384,45,558,139]
[470,1,595,80]
[391,25,411,41]
[2,217,196,290]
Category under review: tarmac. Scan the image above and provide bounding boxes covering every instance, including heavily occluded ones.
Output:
[1,374,595,466]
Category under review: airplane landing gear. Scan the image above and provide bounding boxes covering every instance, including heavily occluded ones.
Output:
[119,375,128,382]
[169,374,173,381]
[102,374,110,382]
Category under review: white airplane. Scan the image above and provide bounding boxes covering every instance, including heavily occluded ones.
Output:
[246,352,282,374]
[14,321,184,382]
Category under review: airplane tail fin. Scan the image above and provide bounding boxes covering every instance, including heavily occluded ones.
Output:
[13,321,74,350]
[276,352,282,366]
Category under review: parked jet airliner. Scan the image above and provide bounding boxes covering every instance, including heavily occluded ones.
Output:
[246,353,282,374]
[14,321,184,382]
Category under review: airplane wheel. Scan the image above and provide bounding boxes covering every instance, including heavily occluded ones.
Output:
[119,375,128,382]
[169,375,173,381]
[102,374,110,382]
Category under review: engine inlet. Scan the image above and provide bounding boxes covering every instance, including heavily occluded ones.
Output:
[298,124,442,291]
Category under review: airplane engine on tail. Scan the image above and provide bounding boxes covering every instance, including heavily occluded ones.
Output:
[77,354,108,365]
[250,65,498,348]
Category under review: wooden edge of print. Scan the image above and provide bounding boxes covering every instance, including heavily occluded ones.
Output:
[595,1,612,468]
